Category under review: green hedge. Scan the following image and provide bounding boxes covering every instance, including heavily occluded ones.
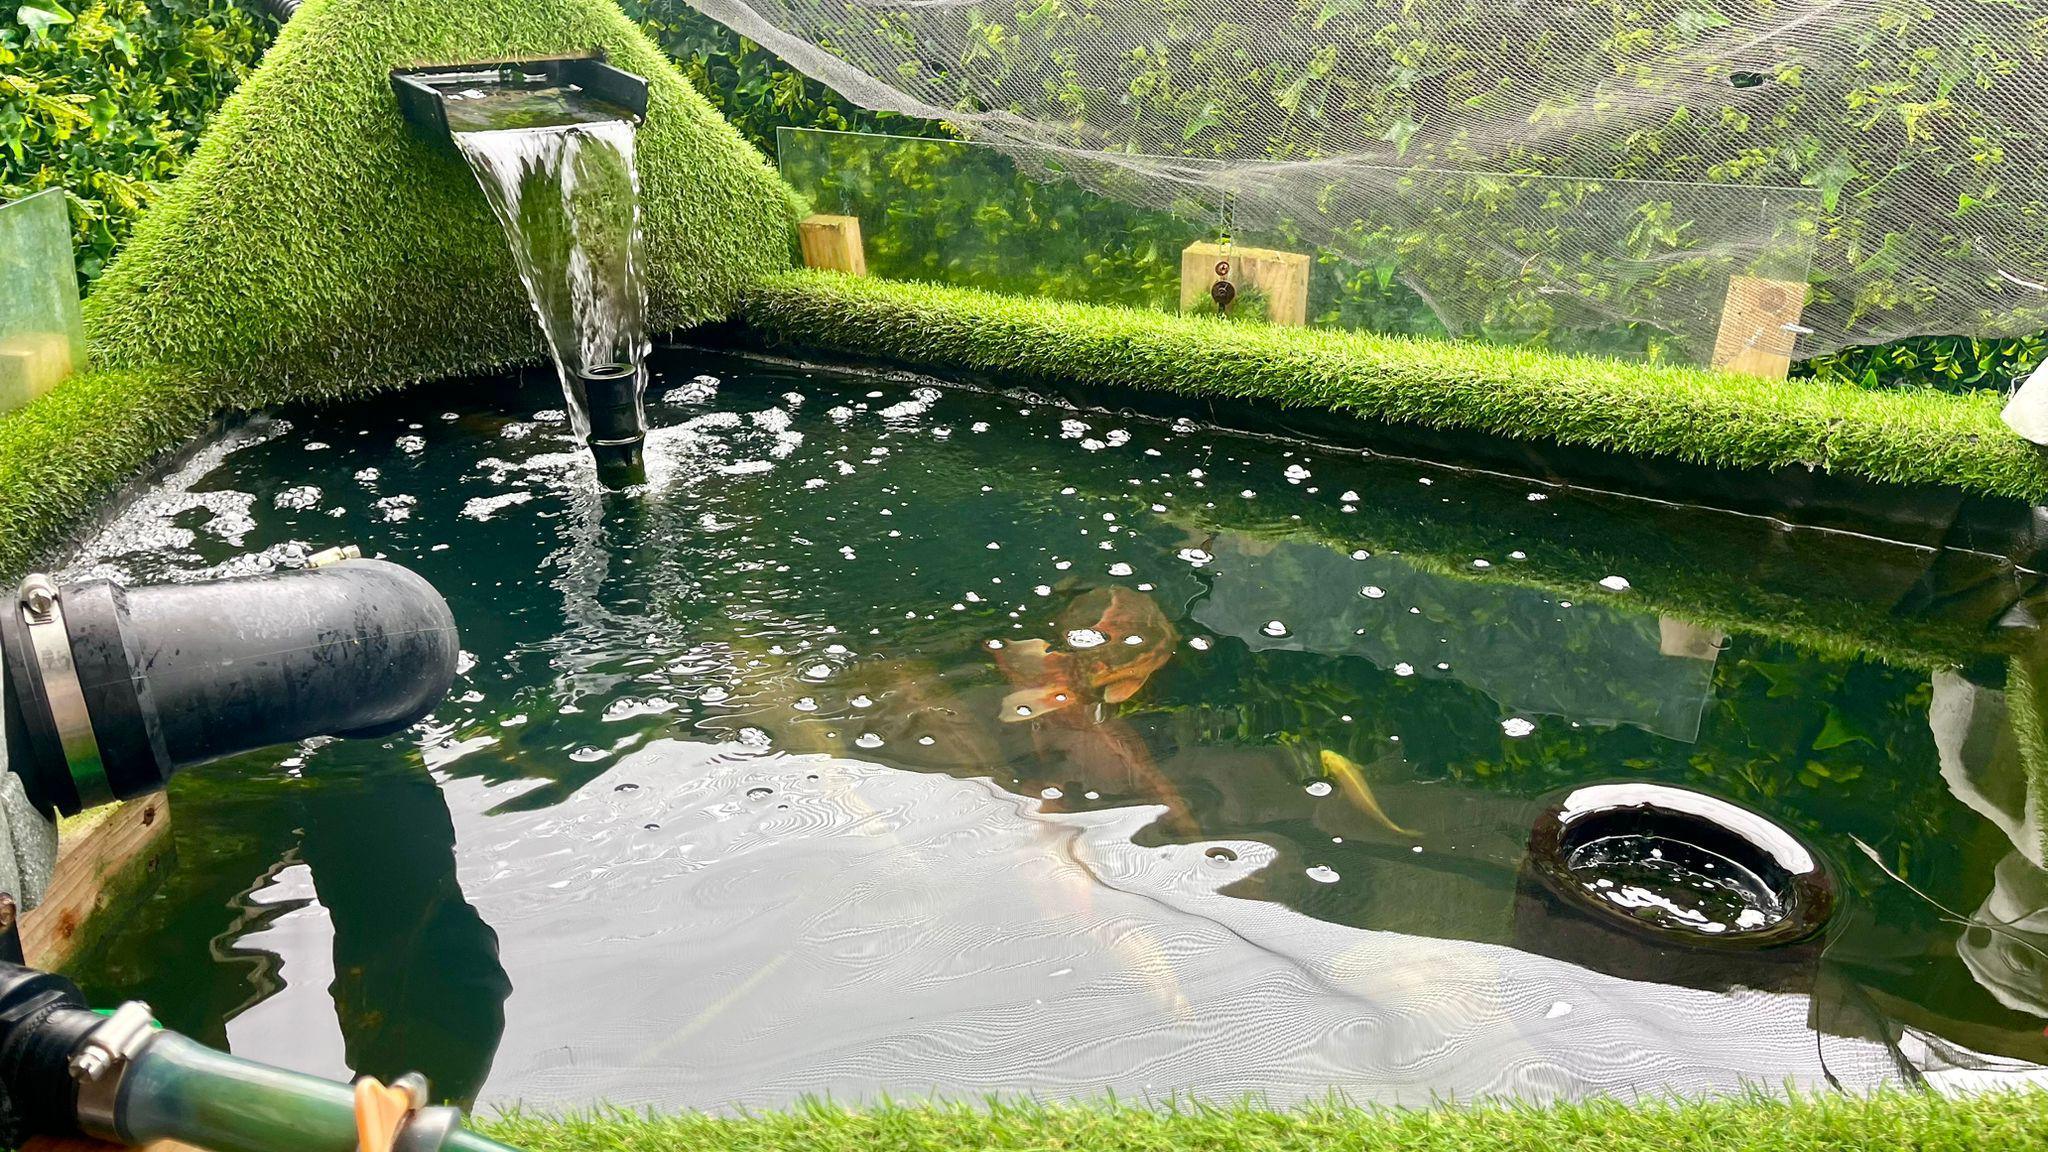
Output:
[0,0,275,287]
[736,269,2048,504]
[79,0,801,400]
[481,1093,2048,1152]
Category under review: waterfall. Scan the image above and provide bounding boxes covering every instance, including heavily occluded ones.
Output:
[455,120,649,448]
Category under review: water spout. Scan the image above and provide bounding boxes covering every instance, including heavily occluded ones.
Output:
[393,58,653,485]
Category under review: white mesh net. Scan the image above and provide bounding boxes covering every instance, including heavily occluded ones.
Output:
[692,0,2048,364]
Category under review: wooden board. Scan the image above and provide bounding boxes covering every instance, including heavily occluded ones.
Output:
[23,795,173,970]
[798,214,867,276]
[1710,275,1806,379]
[1181,241,1310,326]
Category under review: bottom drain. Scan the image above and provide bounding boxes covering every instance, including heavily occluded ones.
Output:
[1522,783,1835,970]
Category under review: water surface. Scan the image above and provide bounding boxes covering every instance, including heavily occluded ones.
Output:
[63,350,2048,1108]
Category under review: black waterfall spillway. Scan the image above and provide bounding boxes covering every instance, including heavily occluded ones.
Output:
[393,57,654,485]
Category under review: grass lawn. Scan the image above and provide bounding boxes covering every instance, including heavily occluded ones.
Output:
[481,1092,2048,1152]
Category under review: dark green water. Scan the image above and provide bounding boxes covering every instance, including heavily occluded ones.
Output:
[60,350,2048,1109]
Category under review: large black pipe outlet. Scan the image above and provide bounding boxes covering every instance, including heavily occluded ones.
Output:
[1,559,459,816]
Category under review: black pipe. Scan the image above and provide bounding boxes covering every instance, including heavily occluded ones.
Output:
[1,560,460,816]
[261,0,301,21]
[579,363,648,487]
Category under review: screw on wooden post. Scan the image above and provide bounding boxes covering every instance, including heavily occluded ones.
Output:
[1180,242,1309,325]
[798,214,868,276]
[1710,275,1807,379]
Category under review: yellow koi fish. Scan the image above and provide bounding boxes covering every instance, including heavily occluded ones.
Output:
[1320,748,1420,838]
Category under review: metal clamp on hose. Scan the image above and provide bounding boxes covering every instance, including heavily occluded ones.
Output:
[14,577,111,811]
[70,1000,157,1140]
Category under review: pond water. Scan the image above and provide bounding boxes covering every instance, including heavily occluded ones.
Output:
[62,349,2048,1110]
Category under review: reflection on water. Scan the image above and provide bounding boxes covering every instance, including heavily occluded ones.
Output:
[59,350,2048,1108]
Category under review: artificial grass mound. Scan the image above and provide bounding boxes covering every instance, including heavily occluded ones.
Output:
[82,0,802,403]
[736,271,2048,505]
[0,365,220,578]
[481,1092,2048,1152]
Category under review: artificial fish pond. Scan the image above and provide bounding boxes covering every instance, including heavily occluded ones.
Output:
[58,348,2048,1110]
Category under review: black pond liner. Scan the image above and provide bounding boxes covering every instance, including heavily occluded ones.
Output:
[1514,783,1837,992]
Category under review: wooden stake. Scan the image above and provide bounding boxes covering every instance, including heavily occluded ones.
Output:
[1181,242,1311,326]
[23,795,173,971]
[798,214,867,276]
[1710,275,1807,379]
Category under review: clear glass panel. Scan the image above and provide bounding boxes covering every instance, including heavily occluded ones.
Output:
[0,189,87,411]
[777,129,1822,368]
[777,128,1218,312]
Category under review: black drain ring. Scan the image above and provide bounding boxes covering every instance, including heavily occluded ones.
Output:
[1527,783,1834,950]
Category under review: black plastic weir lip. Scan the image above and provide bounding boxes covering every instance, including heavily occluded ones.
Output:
[389,53,650,145]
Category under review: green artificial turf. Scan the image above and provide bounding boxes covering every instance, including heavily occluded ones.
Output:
[735,271,2048,504]
[0,365,220,578]
[480,1092,2048,1152]
[82,0,802,403]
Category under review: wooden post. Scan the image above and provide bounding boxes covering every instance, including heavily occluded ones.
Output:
[798,214,867,276]
[1710,275,1807,379]
[0,330,74,413]
[1181,241,1310,326]
[23,795,173,971]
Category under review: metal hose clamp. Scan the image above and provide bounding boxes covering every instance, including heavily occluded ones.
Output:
[71,1000,157,1139]
[17,576,111,809]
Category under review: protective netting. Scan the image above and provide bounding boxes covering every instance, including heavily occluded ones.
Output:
[693,0,2048,363]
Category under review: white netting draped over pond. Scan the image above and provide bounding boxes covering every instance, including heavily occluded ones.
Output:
[692,0,2048,362]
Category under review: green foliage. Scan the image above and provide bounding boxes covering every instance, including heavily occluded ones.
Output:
[1802,332,2048,394]
[0,0,274,286]
[81,0,802,400]
[739,269,2048,503]
[622,0,945,155]
[482,1092,2048,1152]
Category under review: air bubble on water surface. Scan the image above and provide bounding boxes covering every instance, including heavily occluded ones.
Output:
[1188,637,1211,651]
[1361,586,1385,599]
[1261,620,1289,637]
[1109,562,1134,577]
[1306,865,1341,884]
[1599,575,1632,591]
[1395,663,1415,676]
[1067,629,1108,649]
[747,787,774,800]
[1502,717,1536,737]
[855,733,884,749]
[1178,548,1212,567]
[1306,781,1333,797]
[1041,787,1063,799]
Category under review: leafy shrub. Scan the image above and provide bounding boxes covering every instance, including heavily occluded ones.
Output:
[1,0,274,287]
[622,0,944,156]
[1799,332,2048,394]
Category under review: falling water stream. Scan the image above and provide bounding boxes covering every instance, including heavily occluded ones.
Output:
[454,117,649,450]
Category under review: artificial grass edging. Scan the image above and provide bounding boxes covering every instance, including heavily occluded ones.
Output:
[736,271,2048,504]
[0,365,221,578]
[81,0,802,404]
[481,1092,2048,1152]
